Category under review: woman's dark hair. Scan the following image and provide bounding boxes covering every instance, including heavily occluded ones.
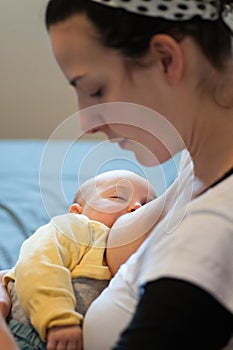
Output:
[45,0,232,69]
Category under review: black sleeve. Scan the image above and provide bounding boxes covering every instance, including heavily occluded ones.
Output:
[112,278,233,350]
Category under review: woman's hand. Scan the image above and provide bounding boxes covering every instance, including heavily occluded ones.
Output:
[0,271,18,349]
[0,313,19,350]
[47,325,83,350]
[0,270,11,319]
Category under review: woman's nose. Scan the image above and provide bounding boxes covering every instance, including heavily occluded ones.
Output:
[79,107,105,134]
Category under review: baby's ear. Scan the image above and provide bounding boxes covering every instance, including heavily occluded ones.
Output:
[69,203,83,214]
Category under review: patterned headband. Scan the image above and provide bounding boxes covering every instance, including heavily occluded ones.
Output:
[90,0,233,32]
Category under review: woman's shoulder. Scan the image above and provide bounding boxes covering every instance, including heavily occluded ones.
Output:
[190,173,233,217]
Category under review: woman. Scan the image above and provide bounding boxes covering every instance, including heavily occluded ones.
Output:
[45,1,233,349]
[1,0,233,349]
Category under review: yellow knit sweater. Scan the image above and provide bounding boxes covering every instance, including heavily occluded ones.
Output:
[4,213,111,340]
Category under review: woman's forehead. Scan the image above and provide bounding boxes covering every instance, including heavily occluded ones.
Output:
[49,14,122,83]
[49,15,96,63]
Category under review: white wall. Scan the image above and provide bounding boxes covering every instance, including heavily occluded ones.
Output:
[0,0,80,139]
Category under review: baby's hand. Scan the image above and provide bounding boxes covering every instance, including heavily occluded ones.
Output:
[47,324,83,350]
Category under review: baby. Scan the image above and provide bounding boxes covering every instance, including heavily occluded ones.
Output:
[4,170,156,350]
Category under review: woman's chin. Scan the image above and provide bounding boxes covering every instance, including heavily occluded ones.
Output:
[119,140,159,167]
[135,153,159,167]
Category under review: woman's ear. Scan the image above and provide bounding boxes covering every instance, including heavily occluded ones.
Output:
[69,203,83,214]
[149,34,184,84]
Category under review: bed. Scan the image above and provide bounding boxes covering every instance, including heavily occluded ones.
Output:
[0,139,179,270]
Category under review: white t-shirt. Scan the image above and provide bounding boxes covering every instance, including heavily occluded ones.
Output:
[84,164,233,349]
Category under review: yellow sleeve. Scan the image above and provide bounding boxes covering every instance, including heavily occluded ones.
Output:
[15,213,90,341]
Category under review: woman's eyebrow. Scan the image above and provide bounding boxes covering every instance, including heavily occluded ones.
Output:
[69,74,87,87]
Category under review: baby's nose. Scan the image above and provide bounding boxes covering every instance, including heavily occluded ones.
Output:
[129,202,142,212]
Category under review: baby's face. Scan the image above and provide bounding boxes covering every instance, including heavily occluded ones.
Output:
[73,171,156,227]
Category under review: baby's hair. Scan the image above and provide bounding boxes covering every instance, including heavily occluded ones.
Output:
[72,170,156,205]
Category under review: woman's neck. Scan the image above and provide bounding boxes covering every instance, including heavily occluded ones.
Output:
[190,102,233,194]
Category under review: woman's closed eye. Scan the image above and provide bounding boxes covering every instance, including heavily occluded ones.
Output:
[90,88,103,98]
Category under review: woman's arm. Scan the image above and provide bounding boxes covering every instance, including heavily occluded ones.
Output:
[113,278,233,350]
[0,270,11,319]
